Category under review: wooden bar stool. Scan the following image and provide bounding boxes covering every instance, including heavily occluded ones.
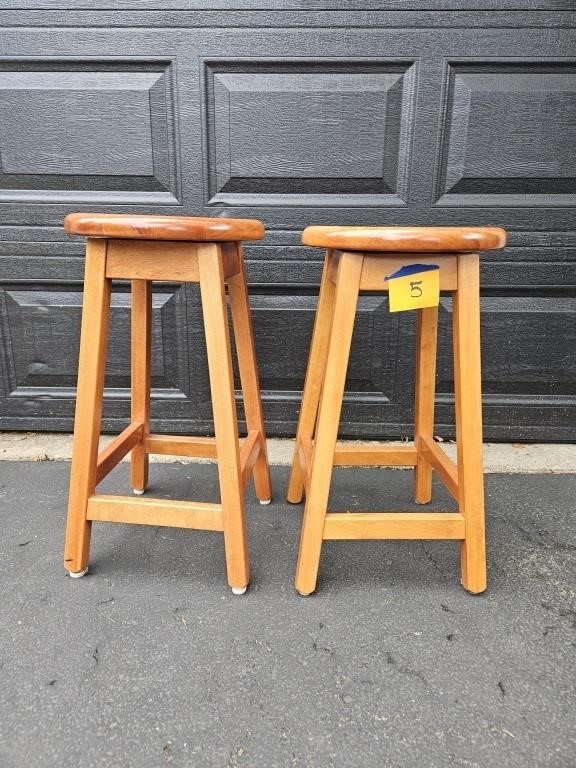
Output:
[63,213,271,594]
[288,226,506,596]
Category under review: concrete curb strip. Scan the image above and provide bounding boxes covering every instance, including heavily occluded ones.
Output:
[0,432,574,473]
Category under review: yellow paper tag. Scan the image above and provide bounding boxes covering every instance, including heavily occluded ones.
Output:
[386,264,440,313]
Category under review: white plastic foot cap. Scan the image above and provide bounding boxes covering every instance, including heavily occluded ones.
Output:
[297,590,313,597]
[231,585,248,595]
[69,567,89,579]
[259,498,272,506]
[132,488,145,496]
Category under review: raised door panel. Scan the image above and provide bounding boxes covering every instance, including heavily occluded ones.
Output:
[436,62,576,207]
[0,60,179,206]
[205,61,416,206]
[434,296,576,440]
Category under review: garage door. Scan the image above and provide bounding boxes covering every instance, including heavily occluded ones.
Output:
[0,2,574,440]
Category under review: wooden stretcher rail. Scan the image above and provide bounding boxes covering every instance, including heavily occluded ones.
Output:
[86,495,224,531]
[145,434,218,458]
[323,512,465,540]
[333,442,417,466]
[419,436,459,501]
[96,422,144,485]
[297,436,313,495]
[239,430,261,490]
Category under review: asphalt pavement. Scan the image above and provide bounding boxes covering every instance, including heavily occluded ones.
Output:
[0,461,575,768]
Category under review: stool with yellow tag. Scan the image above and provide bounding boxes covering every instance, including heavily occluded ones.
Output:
[287,226,506,596]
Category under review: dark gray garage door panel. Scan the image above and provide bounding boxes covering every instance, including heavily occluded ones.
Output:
[0,8,574,440]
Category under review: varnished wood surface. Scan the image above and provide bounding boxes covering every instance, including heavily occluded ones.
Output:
[227,243,272,502]
[295,251,364,595]
[419,435,459,502]
[64,239,110,573]
[333,443,418,467]
[302,226,506,253]
[323,512,465,541]
[130,280,151,493]
[198,244,250,589]
[328,252,458,291]
[105,239,241,282]
[87,496,224,532]
[64,213,265,242]
[106,240,200,281]
[413,306,439,504]
[96,422,144,486]
[453,252,487,593]
[239,430,262,491]
[287,251,336,505]
[144,434,219,458]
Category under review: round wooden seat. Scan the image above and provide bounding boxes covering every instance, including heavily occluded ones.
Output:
[64,213,265,242]
[302,226,506,253]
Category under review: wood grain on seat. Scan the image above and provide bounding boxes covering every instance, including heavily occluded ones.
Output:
[302,226,506,252]
[64,213,265,242]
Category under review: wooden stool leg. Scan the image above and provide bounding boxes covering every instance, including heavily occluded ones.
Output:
[414,305,439,504]
[453,253,486,593]
[287,250,337,504]
[295,252,363,595]
[130,279,152,494]
[64,239,111,575]
[227,244,272,504]
[198,245,249,592]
